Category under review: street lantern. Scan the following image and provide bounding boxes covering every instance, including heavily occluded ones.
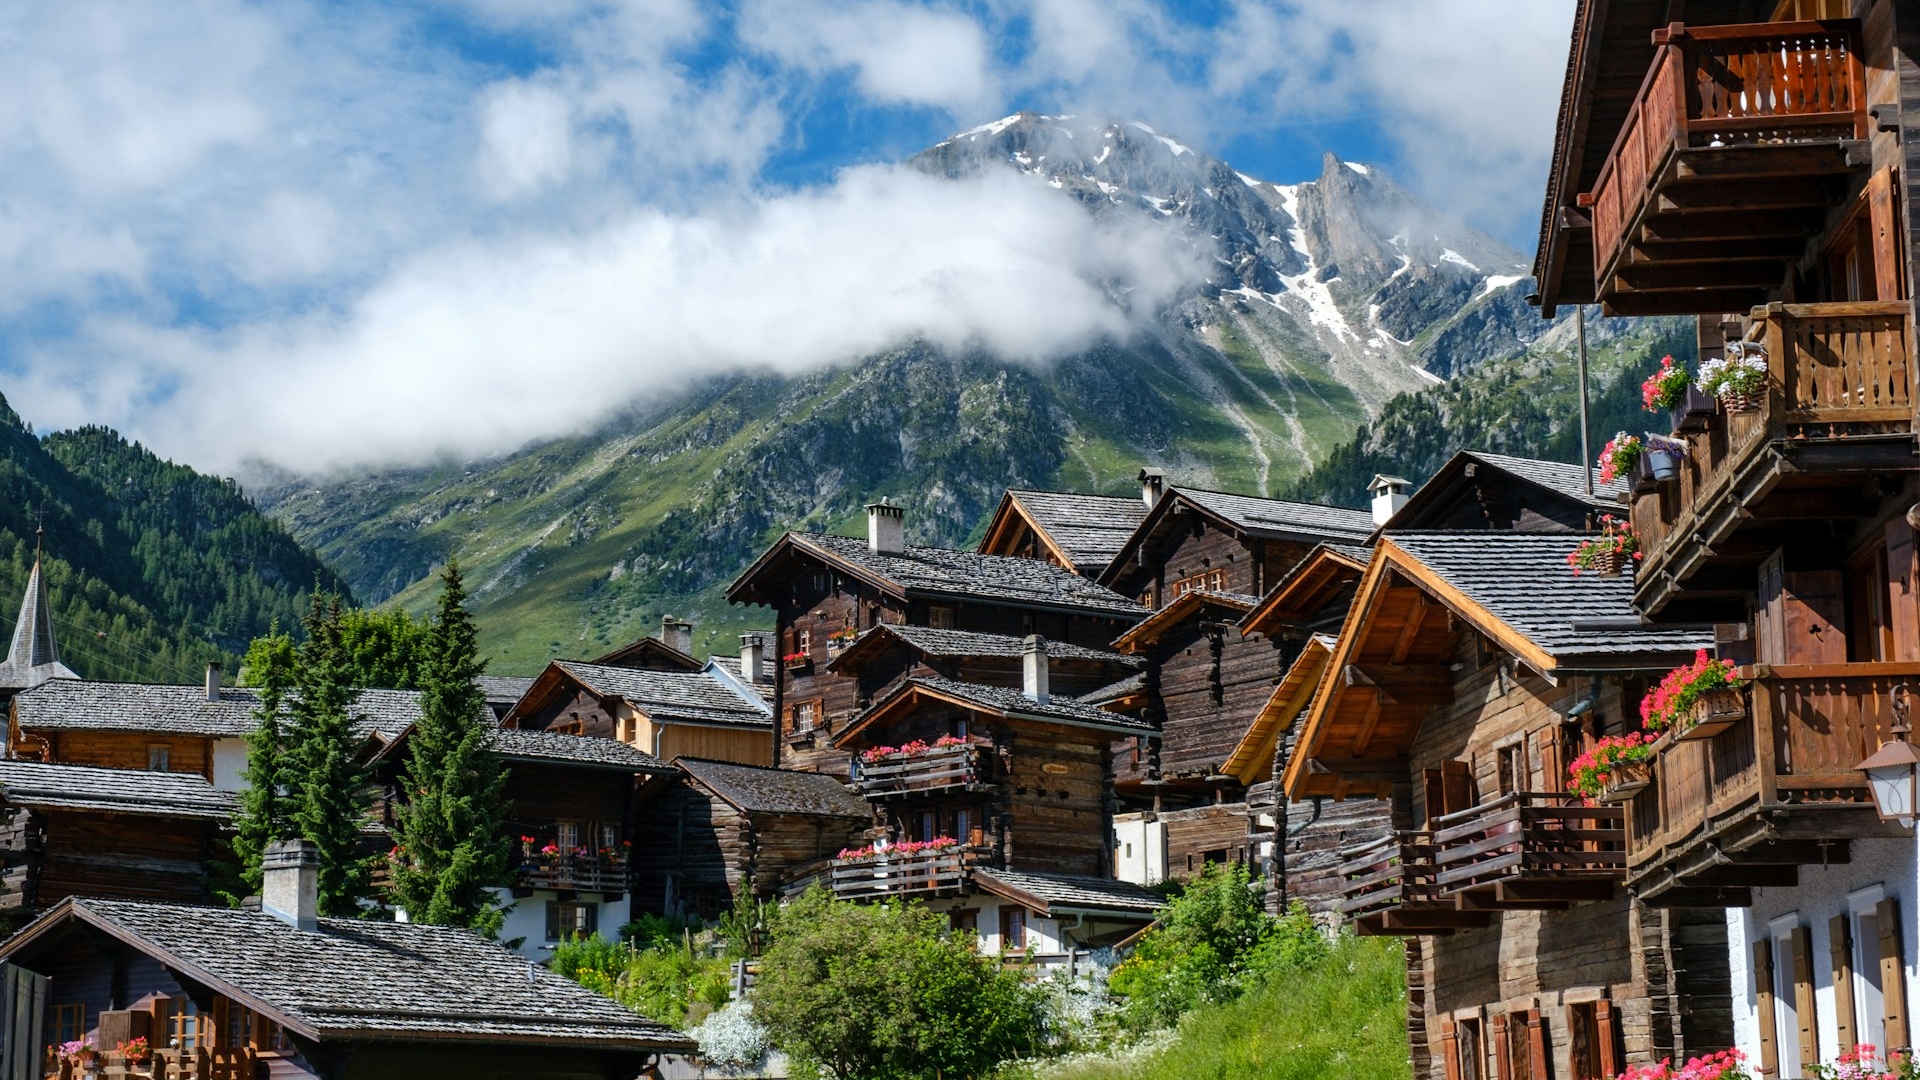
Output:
[1856,684,1920,827]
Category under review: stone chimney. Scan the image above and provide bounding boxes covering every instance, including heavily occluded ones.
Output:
[740,633,765,683]
[867,500,905,555]
[261,838,319,931]
[205,661,222,703]
[660,615,694,656]
[1138,468,1166,510]
[1022,635,1050,704]
[1368,474,1412,527]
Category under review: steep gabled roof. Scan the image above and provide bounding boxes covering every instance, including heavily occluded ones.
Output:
[972,869,1164,919]
[1097,487,1372,589]
[591,636,703,671]
[507,660,772,730]
[0,550,77,691]
[825,623,1142,675]
[12,680,421,741]
[1220,635,1337,786]
[488,728,674,773]
[727,532,1149,619]
[474,675,536,711]
[1,897,693,1051]
[676,758,870,819]
[836,676,1155,747]
[1240,543,1371,636]
[0,760,235,820]
[1111,590,1258,654]
[1381,449,1626,534]
[977,489,1147,576]
[1078,671,1148,708]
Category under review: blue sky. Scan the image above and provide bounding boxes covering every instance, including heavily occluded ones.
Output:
[0,0,1574,473]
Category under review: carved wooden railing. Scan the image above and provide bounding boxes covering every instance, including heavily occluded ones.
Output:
[1336,830,1441,920]
[829,845,979,902]
[1632,301,1913,583]
[852,742,995,799]
[1430,793,1625,893]
[515,850,629,893]
[1584,20,1865,284]
[1628,662,1920,872]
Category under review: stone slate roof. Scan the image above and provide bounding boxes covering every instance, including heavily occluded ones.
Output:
[793,534,1148,618]
[1001,489,1147,572]
[1389,532,1712,662]
[1079,671,1148,705]
[0,760,235,820]
[707,654,774,688]
[909,676,1155,735]
[1464,451,1628,510]
[1175,489,1374,540]
[677,759,870,819]
[36,898,692,1050]
[858,624,1143,667]
[554,661,772,728]
[973,869,1165,917]
[473,675,535,708]
[488,728,672,773]
[12,681,422,741]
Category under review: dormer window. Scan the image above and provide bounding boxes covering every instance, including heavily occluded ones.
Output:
[928,606,956,630]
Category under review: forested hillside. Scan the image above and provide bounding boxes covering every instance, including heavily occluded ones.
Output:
[0,401,349,683]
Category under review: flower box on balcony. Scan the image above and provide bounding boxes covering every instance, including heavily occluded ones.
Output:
[782,653,812,673]
[1597,761,1653,804]
[1674,687,1745,742]
[1671,384,1716,435]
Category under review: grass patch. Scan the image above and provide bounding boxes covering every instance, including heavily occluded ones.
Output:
[1013,934,1410,1080]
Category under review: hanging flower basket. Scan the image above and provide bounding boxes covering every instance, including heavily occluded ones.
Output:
[1675,687,1746,742]
[1598,760,1654,803]
[1672,384,1717,434]
[1640,354,1692,413]
[1699,344,1769,415]
[1567,515,1638,577]
[1598,432,1643,487]
[1721,388,1765,413]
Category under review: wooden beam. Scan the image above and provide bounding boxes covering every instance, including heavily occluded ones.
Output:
[1343,664,1452,688]
[1627,236,1808,265]
[1601,289,1774,317]
[1389,594,1430,665]
[1614,261,1785,291]
[1670,142,1867,181]
[1308,757,1411,782]
[1636,210,1826,242]
[1496,879,1617,904]
[1638,885,1755,909]
[1653,178,1842,213]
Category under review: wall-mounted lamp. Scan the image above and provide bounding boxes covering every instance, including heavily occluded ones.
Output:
[1855,683,1920,827]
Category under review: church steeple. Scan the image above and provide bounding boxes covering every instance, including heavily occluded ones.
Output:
[0,526,79,691]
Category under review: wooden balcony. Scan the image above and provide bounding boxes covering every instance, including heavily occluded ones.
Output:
[851,742,997,800]
[1431,793,1626,910]
[1582,20,1867,316]
[829,845,978,902]
[1631,301,1915,619]
[1628,662,1917,907]
[1338,831,1491,937]
[514,851,628,895]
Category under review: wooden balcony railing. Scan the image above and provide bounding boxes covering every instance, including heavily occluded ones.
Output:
[852,742,996,799]
[1582,21,1866,313]
[515,850,629,893]
[46,1047,258,1080]
[1431,793,1625,908]
[829,845,978,902]
[1628,662,1919,904]
[1337,831,1492,936]
[1632,301,1913,613]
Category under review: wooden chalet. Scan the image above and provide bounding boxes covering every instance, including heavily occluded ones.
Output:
[1095,477,1374,608]
[0,760,234,919]
[631,758,870,918]
[817,640,1167,949]
[503,660,771,766]
[10,675,417,791]
[474,676,536,722]
[1,845,692,1080]
[1535,1,1920,1074]
[1288,532,1732,1079]
[724,502,1148,775]
[371,726,674,955]
[1383,451,1629,534]
[975,488,1148,577]
[0,543,77,703]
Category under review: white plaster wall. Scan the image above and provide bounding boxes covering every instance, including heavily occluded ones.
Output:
[1727,834,1919,1073]
[488,887,631,961]
[1112,814,1166,886]
[210,738,248,792]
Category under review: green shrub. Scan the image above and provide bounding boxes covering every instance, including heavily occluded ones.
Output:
[549,935,733,1028]
[752,887,1044,1080]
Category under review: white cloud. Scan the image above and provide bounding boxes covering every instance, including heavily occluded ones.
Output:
[479,80,577,198]
[739,0,995,112]
[16,166,1204,473]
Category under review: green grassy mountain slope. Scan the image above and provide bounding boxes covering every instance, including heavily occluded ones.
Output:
[0,402,349,683]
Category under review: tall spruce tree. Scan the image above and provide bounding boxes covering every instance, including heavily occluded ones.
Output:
[386,559,513,934]
[223,622,295,904]
[286,592,375,917]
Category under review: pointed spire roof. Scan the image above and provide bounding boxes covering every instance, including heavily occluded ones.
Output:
[0,529,78,690]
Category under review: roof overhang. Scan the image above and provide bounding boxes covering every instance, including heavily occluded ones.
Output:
[1240,545,1369,636]
[1112,590,1254,653]
[970,871,1161,921]
[725,533,907,609]
[1221,634,1337,786]
[833,680,1149,748]
[976,491,1081,571]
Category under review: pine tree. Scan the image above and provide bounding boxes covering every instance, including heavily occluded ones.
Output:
[286,592,374,917]
[386,559,513,935]
[225,621,296,903]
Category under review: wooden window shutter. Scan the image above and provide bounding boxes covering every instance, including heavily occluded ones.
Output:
[1491,1013,1513,1080]
[1830,914,1857,1051]
[1754,940,1779,1079]
[1538,731,1564,795]
[1791,926,1820,1071]
[1441,759,1475,817]
[1423,769,1445,828]
[210,997,230,1049]
[1878,897,1909,1051]
[1525,1009,1549,1080]
[1596,999,1620,1079]
[1441,1021,1463,1080]
[1869,166,1905,302]
[1887,517,1919,662]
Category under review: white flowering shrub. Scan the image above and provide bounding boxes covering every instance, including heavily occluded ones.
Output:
[688,998,768,1071]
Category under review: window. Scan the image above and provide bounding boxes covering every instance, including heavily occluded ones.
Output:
[546,901,598,941]
[952,809,973,845]
[949,909,978,933]
[1489,1010,1543,1080]
[52,1004,85,1048]
[225,1004,289,1053]
[147,744,171,772]
[556,821,580,851]
[600,823,619,851]
[1443,1016,1484,1080]
[1848,887,1890,1055]
[789,699,821,732]
[1767,915,1814,1079]
[1496,743,1528,796]
[157,997,208,1051]
[1169,568,1226,600]
[1564,1000,1620,1080]
[927,605,956,629]
[999,907,1027,951]
[917,811,937,842]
